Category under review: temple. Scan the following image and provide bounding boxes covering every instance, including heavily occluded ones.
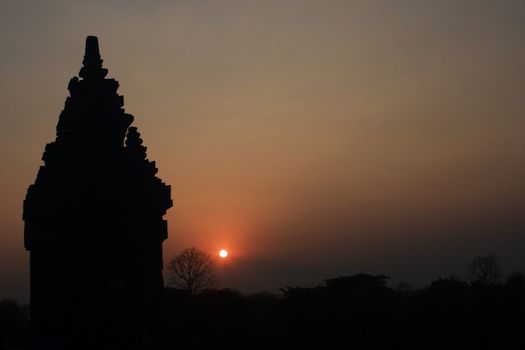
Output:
[23,36,173,349]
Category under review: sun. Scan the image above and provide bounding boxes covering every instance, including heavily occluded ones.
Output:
[219,249,228,258]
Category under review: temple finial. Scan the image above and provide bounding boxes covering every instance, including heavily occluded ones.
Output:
[79,35,108,79]
[85,36,100,58]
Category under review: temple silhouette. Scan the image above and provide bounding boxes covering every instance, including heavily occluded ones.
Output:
[23,36,173,349]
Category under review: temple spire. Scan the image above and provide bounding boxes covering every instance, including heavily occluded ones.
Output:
[79,35,108,79]
[24,36,172,347]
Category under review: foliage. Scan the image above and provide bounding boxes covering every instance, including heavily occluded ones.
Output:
[4,261,525,349]
[466,254,502,285]
[0,299,30,348]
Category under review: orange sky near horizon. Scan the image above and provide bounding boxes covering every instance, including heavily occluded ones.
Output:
[1,1,525,301]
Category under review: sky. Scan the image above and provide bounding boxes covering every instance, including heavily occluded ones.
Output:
[1,0,525,302]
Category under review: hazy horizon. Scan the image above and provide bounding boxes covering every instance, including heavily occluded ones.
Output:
[1,0,525,302]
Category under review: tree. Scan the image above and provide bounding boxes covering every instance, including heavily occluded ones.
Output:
[167,247,217,294]
[395,280,414,296]
[466,254,502,285]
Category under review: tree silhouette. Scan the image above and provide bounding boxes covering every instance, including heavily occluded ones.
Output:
[466,254,502,285]
[167,247,217,294]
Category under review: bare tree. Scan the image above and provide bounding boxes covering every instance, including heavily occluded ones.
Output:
[167,247,217,294]
[466,254,502,285]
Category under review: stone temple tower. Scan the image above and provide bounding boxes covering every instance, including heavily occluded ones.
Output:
[23,36,172,348]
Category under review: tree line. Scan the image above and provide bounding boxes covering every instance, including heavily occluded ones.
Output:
[1,250,524,349]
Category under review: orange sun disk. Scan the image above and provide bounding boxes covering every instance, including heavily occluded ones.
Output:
[219,249,228,258]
